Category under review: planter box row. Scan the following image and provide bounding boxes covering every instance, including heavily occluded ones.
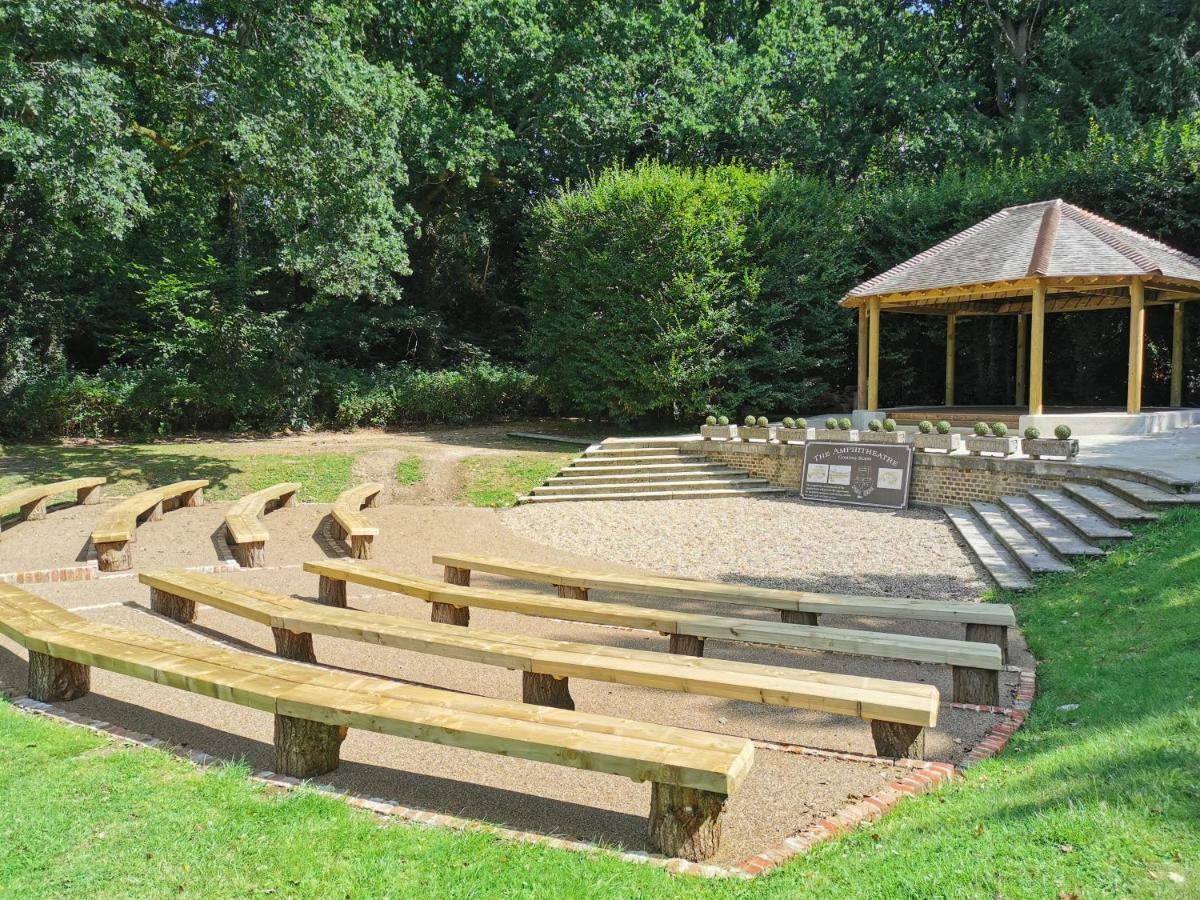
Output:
[700,426,1079,459]
[700,425,907,444]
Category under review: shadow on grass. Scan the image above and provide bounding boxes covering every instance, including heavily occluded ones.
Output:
[0,445,240,499]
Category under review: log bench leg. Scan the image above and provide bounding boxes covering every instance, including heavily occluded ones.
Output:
[363,492,380,509]
[522,672,574,709]
[870,721,926,759]
[274,714,347,779]
[443,565,471,587]
[952,666,1000,706]
[273,627,317,664]
[183,487,205,507]
[234,541,266,568]
[95,540,132,572]
[555,584,589,601]
[77,484,103,505]
[431,601,470,627]
[668,634,705,657]
[20,498,47,521]
[28,650,90,702]
[350,534,372,560]
[647,782,726,861]
[144,500,165,522]
[151,587,196,624]
[964,623,1009,665]
[781,610,818,626]
[329,520,346,542]
[317,575,347,608]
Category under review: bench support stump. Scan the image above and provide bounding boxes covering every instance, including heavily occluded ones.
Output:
[647,782,725,862]
[522,672,574,710]
[952,666,1000,706]
[144,500,165,523]
[233,541,266,568]
[965,623,1009,665]
[273,627,317,664]
[443,565,471,587]
[870,721,926,759]
[182,487,205,507]
[431,601,470,627]
[150,587,196,624]
[668,634,705,657]
[274,714,346,779]
[77,484,103,505]
[781,610,819,626]
[20,498,47,522]
[317,575,347,608]
[556,584,589,602]
[95,541,131,572]
[349,535,373,560]
[29,650,90,702]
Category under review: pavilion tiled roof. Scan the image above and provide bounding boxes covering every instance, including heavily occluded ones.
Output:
[844,199,1200,303]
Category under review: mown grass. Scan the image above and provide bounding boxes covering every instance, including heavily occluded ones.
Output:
[1,509,1197,897]
[395,455,424,486]
[0,444,355,503]
[458,453,574,507]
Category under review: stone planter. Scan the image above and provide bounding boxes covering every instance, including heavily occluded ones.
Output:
[913,432,961,454]
[814,429,859,442]
[860,430,909,444]
[700,425,737,440]
[738,426,776,442]
[1022,437,1079,460]
[965,435,1019,458]
[775,427,814,444]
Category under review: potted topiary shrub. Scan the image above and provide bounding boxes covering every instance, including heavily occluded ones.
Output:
[776,416,813,444]
[1023,423,1079,460]
[739,414,776,442]
[965,420,1019,458]
[700,414,736,440]
[860,416,908,444]
[913,418,960,453]
[816,416,858,441]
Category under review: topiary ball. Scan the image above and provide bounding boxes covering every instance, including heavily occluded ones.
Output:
[868,418,882,432]
[883,418,897,432]
[795,417,807,429]
[936,420,952,435]
[991,422,1008,437]
[918,420,934,434]
[717,415,729,426]
[1054,424,1072,440]
[705,415,717,426]
[1024,426,1040,440]
[973,421,989,437]
[744,415,757,427]
[838,417,852,431]
[756,416,769,428]
[825,417,838,430]
[782,417,796,429]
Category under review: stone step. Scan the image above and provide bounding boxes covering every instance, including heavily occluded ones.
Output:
[547,469,748,486]
[583,447,690,458]
[601,436,697,448]
[1097,477,1200,509]
[998,495,1105,561]
[1062,482,1159,526]
[561,461,731,476]
[970,502,1073,576]
[519,486,789,504]
[944,507,1034,591]
[570,454,694,467]
[1026,489,1134,543]
[532,478,771,496]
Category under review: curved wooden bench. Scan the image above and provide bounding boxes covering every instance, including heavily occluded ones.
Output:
[307,560,1004,705]
[90,480,208,571]
[0,477,105,528]
[0,582,751,860]
[433,553,1018,662]
[330,482,381,559]
[225,482,300,567]
[140,570,940,758]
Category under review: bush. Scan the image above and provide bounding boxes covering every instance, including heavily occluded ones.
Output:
[1025,426,1041,440]
[756,416,769,428]
[825,417,838,429]
[1055,424,1073,440]
[705,415,717,426]
[868,418,882,432]
[795,417,807,429]
[782,417,796,429]
[991,422,1008,437]
[717,415,729,426]
[918,419,934,434]
[937,420,952,435]
[838,417,852,431]
[883,418,897,432]
[744,415,757,427]
[973,421,990,436]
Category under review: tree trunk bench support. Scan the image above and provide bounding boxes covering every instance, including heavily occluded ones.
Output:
[274,714,347,779]
[781,610,819,626]
[273,627,317,664]
[150,587,197,624]
[965,623,1009,665]
[144,500,165,523]
[76,483,103,505]
[19,498,47,522]
[668,633,705,657]
[28,650,91,702]
[350,535,373,560]
[522,672,574,709]
[431,601,470,627]
[870,720,926,759]
[952,665,1000,706]
[317,575,347,608]
[647,782,727,862]
[556,584,589,601]
[233,541,266,568]
[95,541,132,572]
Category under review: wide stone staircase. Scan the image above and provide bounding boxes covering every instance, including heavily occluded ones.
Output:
[946,477,1197,590]
[519,438,788,504]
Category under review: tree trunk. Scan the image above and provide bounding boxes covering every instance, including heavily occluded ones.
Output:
[870,720,926,759]
[522,672,574,709]
[965,623,1009,665]
[273,714,346,779]
[150,587,196,624]
[317,575,347,608]
[233,541,265,568]
[646,782,725,861]
[668,633,705,657]
[28,650,90,702]
[183,487,204,507]
[443,565,471,586]
[953,666,1000,706]
[95,540,131,572]
[556,584,589,601]
[431,601,470,627]
[20,498,46,521]
[273,627,317,663]
[349,535,372,560]
[144,500,164,522]
[77,484,103,505]
[781,610,819,626]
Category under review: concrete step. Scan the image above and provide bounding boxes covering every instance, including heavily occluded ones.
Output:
[519,486,789,503]
[1026,489,1133,543]
[1097,477,1200,509]
[570,454,695,467]
[563,461,730,475]
[547,469,748,487]
[944,506,1035,591]
[583,447,690,458]
[1062,482,1159,526]
[998,495,1105,561]
[532,478,771,496]
[601,436,696,448]
[971,501,1073,576]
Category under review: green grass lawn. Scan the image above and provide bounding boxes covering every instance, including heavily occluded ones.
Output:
[0,444,355,503]
[458,452,574,507]
[1,509,1197,896]
[395,455,424,486]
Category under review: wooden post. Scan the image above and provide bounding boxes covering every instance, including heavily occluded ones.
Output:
[145,500,165,522]
[522,672,574,709]
[274,714,347,779]
[28,650,90,702]
[443,565,471,586]
[19,498,47,521]
[150,587,196,624]
[856,305,868,408]
[1128,277,1146,414]
[869,721,925,759]
[867,297,881,410]
[1171,302,1185,407]
[435,565,472,626]
[95,540,131,572]
[556,584,588,601]
[234,541,266,568]
[1028,281,1046,415]
[944,314,956,407]
[952,666,999,706]
[317,575,347,608]
[273,627,317,664]
[647,783,726,862]
[964,623,1009,666]
[1015,313,1027,405]
[780,610,818,626]
[668,634,705,657]
[77,483,102,505]
[349,535,372,560]
[183,487,205,507]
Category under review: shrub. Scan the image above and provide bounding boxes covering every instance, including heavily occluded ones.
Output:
[717,415,729,426]
[1024,426,1041,440]
[838,417,852,431]
[991,422,1008,437]
[756,416,769,428]
[705,415,717,426]
[973,421,989,436]
[794,417,807,429]
[1055,424,1073,440]
[883,418,897,432]
[782,417,796,429]
[868,418,882,432]
[937,420,952,435]
[744,415,757,427]
[825,417,838,429]
[918,419,934,434]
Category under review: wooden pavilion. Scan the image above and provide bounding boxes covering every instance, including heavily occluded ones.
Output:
[841,199,1200,427]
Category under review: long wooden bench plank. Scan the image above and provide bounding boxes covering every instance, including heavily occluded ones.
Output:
[224,482,300,567]
[138,570,939,754]
[0,582,751,860]
[89,480,209,571]
[304,560,1003,706]
[0,477,106,525]
[330,482,381,560]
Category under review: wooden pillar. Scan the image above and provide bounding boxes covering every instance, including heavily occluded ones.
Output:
[556,584,588,601]
[435,565,471,626]
[1014,314,1027,405]
[856,305,868,408]
[1127,277,1145,414]
[780,610,818,626]
[522,672,574,709]
[28,651,90,702]
[952,666,999,706]
[274,715,347,779]
[317,575,347,608]
[870,721,925,760]
[150,587,195,624]
[668,633,705,657]
[867,297,881,410]
[965,623,1009,666]
[647,783,726,862]
[1028,281,1046,415]
[1171,302,1185,407]
[944,314,957,407]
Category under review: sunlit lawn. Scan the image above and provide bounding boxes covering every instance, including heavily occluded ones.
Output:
[458,452,574,507]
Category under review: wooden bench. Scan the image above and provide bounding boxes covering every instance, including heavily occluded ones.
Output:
[433,553,1018,662]
[90,480,209,571]
[0,477,106,527]
[139,570,941,758]
[0,582,751,860]
[224,482,300,567]
[305,560,1005,705]
[330,483,381,559]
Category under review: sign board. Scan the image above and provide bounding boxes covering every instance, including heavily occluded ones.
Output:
[800,441,913,510]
